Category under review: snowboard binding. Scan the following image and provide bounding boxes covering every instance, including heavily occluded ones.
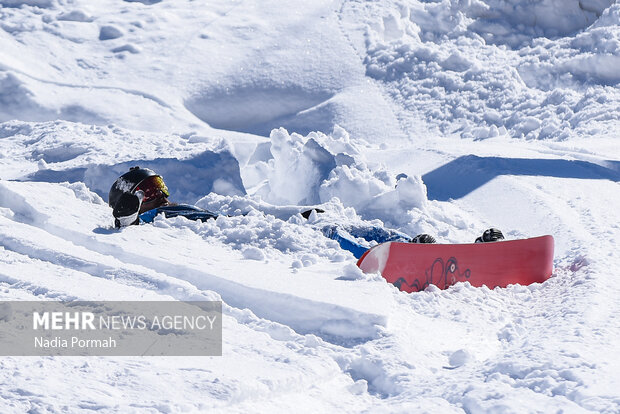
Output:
[475,228,504,243]
[411,234,436,244]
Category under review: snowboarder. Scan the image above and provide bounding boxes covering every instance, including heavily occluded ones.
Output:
[108,167,414,257]
[108,167,503,258]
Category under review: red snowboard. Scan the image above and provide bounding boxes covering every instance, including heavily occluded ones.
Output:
[356,236,554,293]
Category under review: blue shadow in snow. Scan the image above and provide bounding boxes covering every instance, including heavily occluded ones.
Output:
[25,150,246,204]
[422,155,620,201]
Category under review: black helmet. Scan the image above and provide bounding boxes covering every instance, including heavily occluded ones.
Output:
[108,166,159,209]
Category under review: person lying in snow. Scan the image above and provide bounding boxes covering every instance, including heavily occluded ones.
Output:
[108,166,218,228]
[108,167,503,258]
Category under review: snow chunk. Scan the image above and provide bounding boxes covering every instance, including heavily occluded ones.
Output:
[320,167,427,226]
[242,246,265,261]
[57,10,94,22]
[441,52,472,72]
[449,349,471,367]
[259,127,336,205]
[348,379,368,395]
[254,126,428,227]
[338,263,365,281]
[59,182,105,205]
[99,25,124,41]
[111,44,141,54]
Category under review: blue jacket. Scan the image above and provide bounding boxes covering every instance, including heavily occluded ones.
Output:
[139,204,218,223]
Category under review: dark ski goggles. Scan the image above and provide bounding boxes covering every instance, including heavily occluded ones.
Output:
[135,175,169,203]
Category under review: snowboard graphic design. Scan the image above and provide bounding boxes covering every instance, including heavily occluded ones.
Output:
[357,236,554,293]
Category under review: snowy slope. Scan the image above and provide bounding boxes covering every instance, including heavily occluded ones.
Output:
[1,0,620,412]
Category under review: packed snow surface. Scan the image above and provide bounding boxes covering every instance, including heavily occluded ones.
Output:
[1,0,620,412]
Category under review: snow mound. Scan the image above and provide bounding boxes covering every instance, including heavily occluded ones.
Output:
[320,168,427,226]
[98,25,123,41]
[165,207,345,263]
[0,72,54,122]
[185,85,334,136]
[0,0,54,7]
[1,120,245,203]
[56,10,93,22]
[250,126,428,226]
[0,70,174,131]
[467,0,614,47]
[348,0,620,140]
[254,127,338,205]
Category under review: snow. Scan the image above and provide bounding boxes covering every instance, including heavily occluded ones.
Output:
[1,0,619,412]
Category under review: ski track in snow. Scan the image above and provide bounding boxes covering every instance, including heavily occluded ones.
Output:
[0,60,171,109]
[0,0,620,412]
[0,182,378,412]
[1,166,619,411]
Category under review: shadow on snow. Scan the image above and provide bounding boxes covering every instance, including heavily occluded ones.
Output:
[423,155,620,201]
[24,150,246,204]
